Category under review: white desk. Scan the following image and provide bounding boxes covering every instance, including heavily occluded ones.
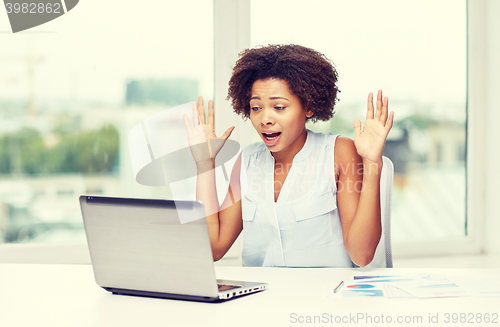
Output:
[1,264,499,327]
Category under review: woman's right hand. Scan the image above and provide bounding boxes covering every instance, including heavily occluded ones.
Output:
[183,96,235,166]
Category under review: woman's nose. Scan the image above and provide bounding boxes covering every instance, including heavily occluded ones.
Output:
[261,108,275,125]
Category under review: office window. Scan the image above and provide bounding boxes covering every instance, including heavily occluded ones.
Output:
[0,1,214,244]
[250,0,467,242]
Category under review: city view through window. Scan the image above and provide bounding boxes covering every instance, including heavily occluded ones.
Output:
[0,1,214,244]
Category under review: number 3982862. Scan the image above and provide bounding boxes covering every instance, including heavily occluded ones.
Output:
[5,3,62,14]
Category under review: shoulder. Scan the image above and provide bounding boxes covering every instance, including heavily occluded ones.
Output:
[334,136,357,156]
[334,136,362,172]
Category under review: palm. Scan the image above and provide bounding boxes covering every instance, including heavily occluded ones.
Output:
[183,97,234,164]
[353,90,394,163]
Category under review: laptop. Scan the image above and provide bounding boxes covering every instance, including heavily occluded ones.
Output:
[79,195,268,302]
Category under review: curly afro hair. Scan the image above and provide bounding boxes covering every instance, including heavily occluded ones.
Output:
[227,44,339,122]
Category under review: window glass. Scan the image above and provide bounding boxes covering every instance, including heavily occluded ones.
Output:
[250,0,466,241]
[0,1,214,243]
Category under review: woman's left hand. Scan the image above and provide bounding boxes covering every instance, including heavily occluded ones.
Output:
[353,90,394,164]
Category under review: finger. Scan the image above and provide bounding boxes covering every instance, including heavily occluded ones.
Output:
[208,100,215,128]
[366,93,374,120]
[380,96,388,124]
[375,90,383,119]
[182,114,192,134]
[385,111,394,133]
[220,126,235,140]
[198,96,206,124]
[192,101,200,126]
[353,119,362,137]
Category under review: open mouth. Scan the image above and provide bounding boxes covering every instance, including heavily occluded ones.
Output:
[262,132,281,140]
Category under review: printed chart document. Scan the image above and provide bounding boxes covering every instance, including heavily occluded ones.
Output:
[324,273,500,299]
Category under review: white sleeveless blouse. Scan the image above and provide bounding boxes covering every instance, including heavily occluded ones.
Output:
[240,129,353,267]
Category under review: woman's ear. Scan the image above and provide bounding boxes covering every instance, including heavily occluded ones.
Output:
[305,109,314,118]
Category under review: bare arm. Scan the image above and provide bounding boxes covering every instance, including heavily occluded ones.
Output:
[336,90,394,267]
[196,154,243,261]
[336,137,382,267]
[183,97,243,261]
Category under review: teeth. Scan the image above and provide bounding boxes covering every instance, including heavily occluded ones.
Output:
[263,132,279,141]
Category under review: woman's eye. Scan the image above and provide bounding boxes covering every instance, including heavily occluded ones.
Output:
[251,106,260,111]
[275,106,286,110]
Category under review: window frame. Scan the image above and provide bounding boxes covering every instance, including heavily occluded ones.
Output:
[391,0,484,258]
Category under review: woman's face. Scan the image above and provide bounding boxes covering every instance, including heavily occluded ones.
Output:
[249,78,313,158]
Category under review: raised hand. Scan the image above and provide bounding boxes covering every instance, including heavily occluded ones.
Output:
[353,90,394,164]
[183,96,235,165]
